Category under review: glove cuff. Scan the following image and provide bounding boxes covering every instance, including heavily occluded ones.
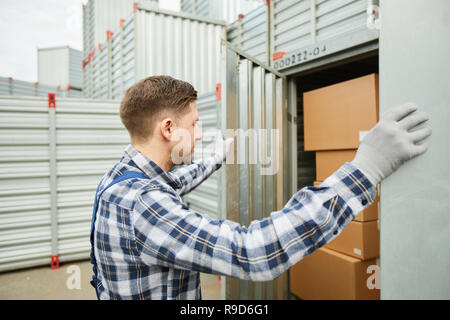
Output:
[351,143,386,186]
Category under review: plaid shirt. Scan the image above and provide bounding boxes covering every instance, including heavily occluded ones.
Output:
[93,144,377,300]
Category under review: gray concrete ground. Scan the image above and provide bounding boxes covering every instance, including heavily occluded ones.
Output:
[0,259,221,300]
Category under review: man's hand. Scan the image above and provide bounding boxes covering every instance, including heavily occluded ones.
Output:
[351,102,432,186]
[212,129,233,162]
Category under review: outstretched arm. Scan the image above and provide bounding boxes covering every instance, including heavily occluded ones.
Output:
[169,130,233,197]
[135,162,376,281]
[168,152,223,197]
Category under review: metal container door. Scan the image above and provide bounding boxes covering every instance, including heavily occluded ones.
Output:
[219,41,291,299]
[379,0,450,299]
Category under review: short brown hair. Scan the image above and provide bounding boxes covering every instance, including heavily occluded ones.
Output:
[120,75,197,143]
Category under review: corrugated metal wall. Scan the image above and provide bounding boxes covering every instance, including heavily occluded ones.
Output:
[181,0,209,18]
[68,48,83,90]
[83,0,159,60]
[271,0,368,54]
[182,92,221,220]
[55,98,128,263]
[181,0,262,24]
[134,5,224,96]
[220,41,293,299]
[270,0,375,71]
[0,93,221,272]
[227,4,268,64]
[223,0,379,73]
[83,0,96,60]
[84,4,225,99]
[0,97,52,272]
[111,13,136,100]
[0,96,126,272]
[0,77,82,98]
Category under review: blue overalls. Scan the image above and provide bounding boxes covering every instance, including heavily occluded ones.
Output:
[89,171,148,300]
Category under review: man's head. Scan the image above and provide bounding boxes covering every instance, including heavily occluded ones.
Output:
[120,75,202,166]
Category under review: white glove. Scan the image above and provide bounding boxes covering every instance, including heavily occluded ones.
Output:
[351,102,432,186]
[212,129,234,162]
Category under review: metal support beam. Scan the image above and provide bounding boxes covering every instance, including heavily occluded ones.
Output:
[48,93,58,269]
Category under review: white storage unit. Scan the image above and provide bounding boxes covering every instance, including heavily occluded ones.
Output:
[182,92,221,220]
[270,0,378,72]
[0,77,9,96]
[0,77,82,98]
[0,92,222,272]
[0,96,127,272]
[219,0,381,300]
[83,0,159,60]
[83,3,225,100]
[181,0,263,24]
[227,4,268,64]
[38,46,83,90]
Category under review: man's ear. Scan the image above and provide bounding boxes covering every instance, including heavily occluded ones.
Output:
[160,117,175,141]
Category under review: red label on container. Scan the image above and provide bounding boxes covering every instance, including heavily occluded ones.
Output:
[216,83,222,101]
[48,93,56,109]
[50,255,59,269]
[273,51,288,61]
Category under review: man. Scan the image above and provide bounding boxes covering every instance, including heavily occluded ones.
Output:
[90,75,432,300]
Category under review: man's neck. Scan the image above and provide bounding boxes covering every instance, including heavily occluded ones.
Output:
[132,141,173,173]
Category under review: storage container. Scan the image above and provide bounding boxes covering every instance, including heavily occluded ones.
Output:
[38,46,83,90]
[83,3,225,99]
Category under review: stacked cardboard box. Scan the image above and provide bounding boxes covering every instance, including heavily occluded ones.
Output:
[290,74,381,300]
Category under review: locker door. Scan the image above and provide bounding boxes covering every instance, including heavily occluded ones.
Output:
[379,0,450,299]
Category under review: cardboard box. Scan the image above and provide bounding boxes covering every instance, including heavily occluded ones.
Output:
[289,247,380,300]
[303,74,379,151]
[325,220,379,260]
[316,149,357,181]
[313,181,378,222]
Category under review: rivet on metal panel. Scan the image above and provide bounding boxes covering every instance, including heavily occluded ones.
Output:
[50,255,59,270]
[48,93,56,108]
[216,83,222,101]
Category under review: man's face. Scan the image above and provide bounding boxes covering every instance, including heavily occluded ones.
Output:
[170,101,202,164]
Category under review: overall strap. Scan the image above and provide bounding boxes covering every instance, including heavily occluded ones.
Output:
[89,170,149,299]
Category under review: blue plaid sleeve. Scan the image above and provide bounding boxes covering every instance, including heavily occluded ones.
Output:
[133,161,377,281]
[168,152,223,197]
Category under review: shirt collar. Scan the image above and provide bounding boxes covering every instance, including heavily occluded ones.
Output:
[123,144,181,189]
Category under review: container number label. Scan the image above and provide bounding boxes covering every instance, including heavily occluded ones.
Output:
[273,44,327,70]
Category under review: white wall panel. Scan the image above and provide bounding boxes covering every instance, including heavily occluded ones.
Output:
[0,96,126,272]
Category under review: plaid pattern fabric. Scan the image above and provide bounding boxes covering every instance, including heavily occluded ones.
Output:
[93,144,377,300]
